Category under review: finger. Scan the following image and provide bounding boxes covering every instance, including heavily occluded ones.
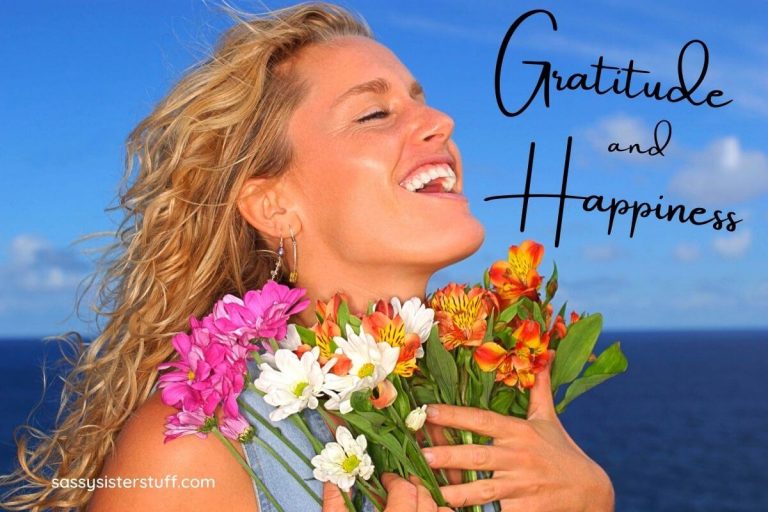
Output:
[422,444,514,471]
[422,425,462,484]
[527,349,557,422]
[425,404,526,437]
[440,480,507,508]
[409,475,438,512]
[382,473,418,511]
[322,482,348,512]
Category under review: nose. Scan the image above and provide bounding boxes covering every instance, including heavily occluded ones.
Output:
[415,104,455,143]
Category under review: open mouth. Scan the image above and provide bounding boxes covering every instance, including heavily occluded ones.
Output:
[399,163,457,194]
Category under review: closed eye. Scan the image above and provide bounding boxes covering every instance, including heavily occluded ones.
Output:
[356,110,389,123]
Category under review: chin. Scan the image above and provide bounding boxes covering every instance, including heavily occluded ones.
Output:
[425,215,485,269]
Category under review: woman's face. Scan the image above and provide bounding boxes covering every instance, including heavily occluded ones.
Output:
[283,36,484,274]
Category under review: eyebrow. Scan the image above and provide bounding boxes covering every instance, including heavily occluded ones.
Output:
[331,78,425,107]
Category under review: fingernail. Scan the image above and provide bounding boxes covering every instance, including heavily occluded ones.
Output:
[426,405,439,418]
[422,449,434,464]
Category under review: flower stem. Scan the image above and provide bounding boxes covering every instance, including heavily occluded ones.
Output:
[289,413,325,453]
[239,394,314,468]
[356,479,385,511]
[212,428,285,512]
[341,486,356,512]
[460,429,482,512]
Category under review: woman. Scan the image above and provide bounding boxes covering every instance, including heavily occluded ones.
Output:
[1,3,614,511]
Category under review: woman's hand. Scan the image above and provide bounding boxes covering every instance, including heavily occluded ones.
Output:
[421,351,615,511]
[322,473,452,511]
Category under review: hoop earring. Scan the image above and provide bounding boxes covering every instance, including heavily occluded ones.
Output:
[288,226,298,283]
[270,236,285,281]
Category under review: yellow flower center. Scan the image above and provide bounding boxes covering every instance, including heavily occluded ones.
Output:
[293,381,309,397]
[187,370,195,381]
[358,363,375,378]
[341,454,360,474]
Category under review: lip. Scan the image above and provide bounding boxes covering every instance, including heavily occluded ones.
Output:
[398,153,460,193]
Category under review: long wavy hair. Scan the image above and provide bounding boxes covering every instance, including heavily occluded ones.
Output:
[0,3,371,510]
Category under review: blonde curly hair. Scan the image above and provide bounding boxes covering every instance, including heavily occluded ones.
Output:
[0,3,371,510]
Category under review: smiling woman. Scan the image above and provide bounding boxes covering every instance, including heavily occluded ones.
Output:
[0,3,612,511]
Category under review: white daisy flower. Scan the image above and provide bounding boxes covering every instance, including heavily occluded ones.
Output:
[253,347,325,421]
[311,426,374,491]
[322,325,399,413]
[391,297,435,357]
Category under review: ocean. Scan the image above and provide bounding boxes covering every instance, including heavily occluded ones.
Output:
[1,330,767,511]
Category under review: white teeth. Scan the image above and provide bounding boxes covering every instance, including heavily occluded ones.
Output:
[399,163,457,193]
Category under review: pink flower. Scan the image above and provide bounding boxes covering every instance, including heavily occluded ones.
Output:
[158,328,236,415]
[220,413,254,441]
[209,281,309,345]
[157,281,310,444]
[163,408,214,443]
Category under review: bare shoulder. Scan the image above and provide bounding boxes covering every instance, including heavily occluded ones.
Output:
[88,392,259,512]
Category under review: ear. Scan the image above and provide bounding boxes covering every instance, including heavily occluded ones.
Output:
[237,177,302,242]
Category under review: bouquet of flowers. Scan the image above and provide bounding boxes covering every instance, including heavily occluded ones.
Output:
[156,240,628,511]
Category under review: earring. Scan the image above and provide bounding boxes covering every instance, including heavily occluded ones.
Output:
[270,236,285,281]
[288,226,298,283]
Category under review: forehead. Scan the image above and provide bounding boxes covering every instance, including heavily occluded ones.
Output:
[291,36,414,102]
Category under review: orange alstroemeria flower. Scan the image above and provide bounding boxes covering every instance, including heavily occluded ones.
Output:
[430,283,498,350]
[362,300,421,377]
[312,319,340,364]
[474,319,550,390]
[315,293,349,324]
[489,240,545,308]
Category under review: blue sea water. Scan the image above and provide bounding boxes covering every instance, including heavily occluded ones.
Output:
[1,330,767,511]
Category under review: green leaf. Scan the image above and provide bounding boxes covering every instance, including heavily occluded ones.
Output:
[556,302,567,321]
[425,325,458,404]
[295,325,317,346]
[532,301,545,329]
[337,300,350,333]
[556,341,628,413]
[478,367,495,409]
[551,313,603,391]
[498,303,519,323]
[356,411,388,427]
[483,268,491,289]
[489,388,515,415]
[484,309,496,342]
[412,383,438,405]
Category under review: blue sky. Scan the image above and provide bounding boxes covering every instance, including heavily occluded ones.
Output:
[1,0,766,336]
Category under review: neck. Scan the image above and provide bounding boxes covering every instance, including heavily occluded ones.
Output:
[293,262,433,327]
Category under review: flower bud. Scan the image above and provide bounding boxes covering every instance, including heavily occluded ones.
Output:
[405,405,428,431]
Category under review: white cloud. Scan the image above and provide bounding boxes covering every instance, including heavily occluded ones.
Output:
[2,235,90,292]
[584,114,647,155]
[673,243,700,262]
[582,243,624,262]
[712,228,752,258]
[669,137,768,204]
[10,235,49,266]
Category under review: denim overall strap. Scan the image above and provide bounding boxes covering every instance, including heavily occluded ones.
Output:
[239,359,327,512]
